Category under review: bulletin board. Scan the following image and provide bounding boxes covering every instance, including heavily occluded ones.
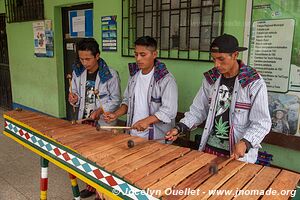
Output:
[101,16,117,51]
[251,0,300,150]
[68,9,93,38]
[33,20,54,57]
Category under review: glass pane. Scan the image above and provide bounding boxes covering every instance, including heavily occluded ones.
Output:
[180,9,187,26]
[214,6,220,11]
[162,11,170,26]
[152,16,158,36]
[145,13,152,27]
[137,17,144,37]
[137,0,144,12]
[171,16,179,49]
[145,0,152,6]
[145,28,152,36]
[130,29,136,48]
[191,0,201,7]
[131,0,136,7]
[171,31,180,49]
[202,8,212,26]
[200,26,211,51]
[181,2,188,8]
[162,4,169,10]
[161,28,170,49]
[171,0,180,9]
[171,10,180,15]
[190,13,200,37]
[145,5,152,12]
[130,14,136,28]
[180,27,187,49]
[191,7,200,14]
[212,12,221,37]
[202,0,213,6]
[171,14,179,33]
[190,38,199,50]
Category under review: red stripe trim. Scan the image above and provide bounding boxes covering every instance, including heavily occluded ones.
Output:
[69,173,76,179]
[235,105,251,110]
[40,178,48,191]
[204,146,227,157]
[230,125,234,154]
[236,102,251,106]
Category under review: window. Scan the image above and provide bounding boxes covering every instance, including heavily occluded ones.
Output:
[0,14,9,65]
[122,0,225,61]
[5,0,44,23]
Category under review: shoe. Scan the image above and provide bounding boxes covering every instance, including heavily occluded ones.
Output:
[80,189,95,198]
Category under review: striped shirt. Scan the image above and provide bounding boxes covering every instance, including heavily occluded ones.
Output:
[180,62,271,163]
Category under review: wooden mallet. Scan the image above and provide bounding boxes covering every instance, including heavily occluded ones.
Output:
[66,74,76,124]
[94,89,106,114]
[127,131,181,148]
[66,74,76,113]
[96,124,153,131]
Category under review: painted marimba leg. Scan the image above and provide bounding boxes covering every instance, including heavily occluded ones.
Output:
[40,157,49,200]
[69,173,81,200]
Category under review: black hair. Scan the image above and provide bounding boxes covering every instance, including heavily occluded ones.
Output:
[76,38,100,57]
[134,36,157,50]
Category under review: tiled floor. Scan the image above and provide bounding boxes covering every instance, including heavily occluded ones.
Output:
[0,108,95,200]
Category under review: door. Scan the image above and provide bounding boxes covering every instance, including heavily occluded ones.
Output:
[0,14,12,110]
[61,3,93,120]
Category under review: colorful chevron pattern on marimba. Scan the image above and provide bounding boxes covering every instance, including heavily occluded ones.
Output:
[4,117,158,200]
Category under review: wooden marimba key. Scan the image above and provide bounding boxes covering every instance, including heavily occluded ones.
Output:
[3,109,300,200]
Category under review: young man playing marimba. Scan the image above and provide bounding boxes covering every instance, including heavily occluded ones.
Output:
[166,34,271,163]
[69,38,121,199]
[104,36,178,141]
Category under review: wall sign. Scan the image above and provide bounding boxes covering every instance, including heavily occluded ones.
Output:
[101,16,117,51]
[289,64,300,91]
[33,20,54,57]
[249,19,295,92]
[69,9,93,38]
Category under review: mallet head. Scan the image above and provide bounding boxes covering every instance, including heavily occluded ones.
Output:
[96,123,100,131]
[209,162,218,175]
[127,140,135,148]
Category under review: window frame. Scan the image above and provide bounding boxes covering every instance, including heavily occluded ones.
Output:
[5,0,44,23]
[122,0,225,61]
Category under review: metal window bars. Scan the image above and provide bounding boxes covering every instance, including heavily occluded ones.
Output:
[5,0,44,23]
[0,14,9,65]
[122,0,225,61]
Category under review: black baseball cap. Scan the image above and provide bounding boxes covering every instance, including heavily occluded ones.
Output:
[210,34,247,53]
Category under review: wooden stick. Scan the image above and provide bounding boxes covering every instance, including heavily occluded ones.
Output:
[152,133,185,141]
[100,126,153,130]
[97,125,154,130]
[94,89,105,113]
[66,74,76,113]
[76,118,94,124]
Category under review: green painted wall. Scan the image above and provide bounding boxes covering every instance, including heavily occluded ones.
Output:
[5,0,300,175]
[0,0,5,13]
[6,0,247,117]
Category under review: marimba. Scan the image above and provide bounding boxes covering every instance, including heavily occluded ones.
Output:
[3,110,300,200]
